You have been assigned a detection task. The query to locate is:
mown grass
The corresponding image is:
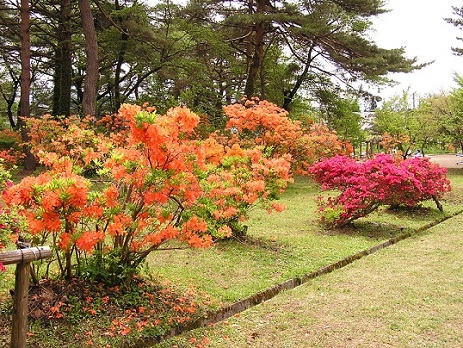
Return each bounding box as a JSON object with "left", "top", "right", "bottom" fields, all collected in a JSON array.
[
  {"left": 146, "top": 172, "right": 463, "bottom": 307},
  {"left": 159, "top": 208, "right": 463, "bottom": 347},
  {"left": 1, "top": 169, "right": 463, "bottom": 347}
]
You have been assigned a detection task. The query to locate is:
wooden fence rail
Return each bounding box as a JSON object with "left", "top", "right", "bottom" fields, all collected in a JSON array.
[{"left": 0, "top": 246, "right": 52, "bottom": 348}]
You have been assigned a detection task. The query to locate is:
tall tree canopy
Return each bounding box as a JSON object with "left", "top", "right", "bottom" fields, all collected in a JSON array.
[
  {"left": 0, "top": 0, "right": 422, "bottom": 122},
  {"left": 445, "top": 5, "right": 463, "bottom": 56},
  {"left": 182, "top": 0, "right": 422, "bottom": 111}
]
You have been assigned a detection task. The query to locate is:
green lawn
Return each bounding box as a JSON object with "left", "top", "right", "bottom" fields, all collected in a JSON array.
[
  {"left": 147, "top": 172, "right": 463, "bottom": 307},
  {"left": 1, "top": 170, "right": 463, "bottom": 347},
  {"left": 159, "top": 207, "right": 463, "bottom": 348}
]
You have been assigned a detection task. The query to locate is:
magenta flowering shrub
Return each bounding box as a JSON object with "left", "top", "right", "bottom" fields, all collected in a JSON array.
[{"left": 310, "top": 154, "right": 452, "bottom": 228}]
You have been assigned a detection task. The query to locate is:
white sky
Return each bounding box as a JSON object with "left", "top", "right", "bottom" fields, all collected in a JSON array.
[{"left": 371, "top": 0, "right": 463, "bottom": 100}]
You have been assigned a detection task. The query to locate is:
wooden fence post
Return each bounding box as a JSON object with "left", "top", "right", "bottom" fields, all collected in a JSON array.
[{"left": 0, "top": 246, "right": 52, "bottom": 348}]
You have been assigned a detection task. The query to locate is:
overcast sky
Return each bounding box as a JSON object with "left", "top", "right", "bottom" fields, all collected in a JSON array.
[{"left": 371, "top": 0, "right": 463, "bottom": 100}]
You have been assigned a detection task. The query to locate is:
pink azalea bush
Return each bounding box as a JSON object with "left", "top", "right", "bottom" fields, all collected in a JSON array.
[{"left": 310, "top": 154, "right": 452, "bottom": 228}]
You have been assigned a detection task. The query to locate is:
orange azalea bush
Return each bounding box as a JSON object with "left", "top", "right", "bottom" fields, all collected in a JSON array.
[
  {"left": 3, "top": 159, "right": 90, "bottom": 278},
  {"left": 379, "top": 132, "right": 412, "bottom": 159},
  {"left": 223, "top": 98, "right": 351, "bottom": 174},
  {"left": 0, "top": 149, "right": 20, "bottom": 168},
  {"left": 25, "top": 115, "right": 114, "bottom": 174},
  {"left": 0, "top": 129, "right": 23, "bottom": 168},
  {"left": 0, "top": 165, "right": 27, "bottom": 275},
  {"left": 5, "top": 104, "right": 292, "bottom": 282},
  {"left": 94, "top": 110, "right": 132, "bottom": 147},
  {"left": 194, "top": 138, "right": 291, "bottom": 238}
]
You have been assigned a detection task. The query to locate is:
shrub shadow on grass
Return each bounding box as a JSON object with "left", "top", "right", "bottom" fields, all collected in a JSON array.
[
  {"left": 322, "top": 221, "right": 410, "bottom": 240},
  {"left": 215, "top": 234, "right": 287, "bottom": 254},
  {"left": 385, "top": 205, "right": 434, "bottom": 218},
  {"left": 447, "top": 168, "right": 463, "bottom": 175},
  {"left": 319, "top": 205, "right": 450, "bottom": 241},
  {"left": 383, "top": 205, "right": 455, "bottom": 222}
]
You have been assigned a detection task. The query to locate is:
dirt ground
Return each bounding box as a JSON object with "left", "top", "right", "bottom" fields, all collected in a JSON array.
[{"left": 427, "top": 154, "right": 463, "bottom": 169}]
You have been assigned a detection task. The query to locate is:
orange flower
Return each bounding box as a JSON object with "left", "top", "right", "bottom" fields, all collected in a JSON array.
[
  {"left": 167, "top": 106, "right": 200, "bottom": 134},
  {"left": 271, "top": 202, "right": 286, "bottom": 213},
  {"left": 66, "top": 179, "right": 88, "bottom": 207},
  {"left": 225, "top": 143, "right": 244, "bottom": 157},
  {"left": 144, "top": 190, "right": 169, "bottom": 205},
  {"left": 83, "top": 203, "right": 104, "bottom": 218},
  {"left": 58, "top": 232, "right": 72, "bottom": 250},
  {"left": 242, "top": 192, "right": 258, "bottom": 204},
  {"left": 107, "top": 213, "right": 132, "bottom": 237},
  {"left": 217, "top": 225, "right": 232, "bottom": 238},
  {"left": 75, "top": 231, "right": 105, "bottom": 253},
  {"left": 182, "top": 216, "right": 207, "bottom": 233},
  {"left": 41, "top": 190, "right": 61, "bottom": 212},
  {"left": 222, "top": 207, "right": 239, "bottom": 218},
  {"left": 66, "top": 211, "right": 82, "bottom": 224},
  {"left": 104, "top": 186, "right": 119, "bottom": 207},
  {"left": 42, "top": 211, "right": 62, "bottom": 232},
  {"left": 159, "top": 225, "right": 179, "bottom": 239},
  {"left": 28, "top": 215, "right": 46, "bottom": 234},
  {"left": 118, "top": 326, "right": 131, "bottom": 336},
  {"left": 118, "top": 103, "right": 141, "bottom": 122},
  {"left": 245, "top": 180, "right": 265, "bottom": 193}
]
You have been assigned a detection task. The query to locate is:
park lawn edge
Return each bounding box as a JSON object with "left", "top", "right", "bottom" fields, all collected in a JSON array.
[{"left": 147, "top": 210, "right": 459, "bottom": 347}]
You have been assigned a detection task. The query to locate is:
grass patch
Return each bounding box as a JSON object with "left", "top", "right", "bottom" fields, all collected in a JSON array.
[
  {"left": 162, "top": 211, "right": 463, "bottom": 347},
  {"left": 147, "top": 174, "right": 462, "bottom": 307},
  {"left": 1, "top": 172, "right": 463, "bottom": 347}
]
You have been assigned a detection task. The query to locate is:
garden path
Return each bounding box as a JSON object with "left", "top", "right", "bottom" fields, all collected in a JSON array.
[{"left": 427, "top": 153, "right": 463, "bottom": 168}]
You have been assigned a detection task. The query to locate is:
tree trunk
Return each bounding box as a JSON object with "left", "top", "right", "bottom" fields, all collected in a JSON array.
[
  {"left": 73, "top": 68, "right": 84, "bottom": 114},
  {"left": 19, "top": 0, "right": 30, "bottom": 119},
  {"left": 114, "top": 0, "right": 128, "bottom": 112},
  {"left": 432, "top": 195, "right": 443, "bottom": 212},
  {"left": 244, "top": 0, "right": 266, "bottom": 98},
  {"left": 78, "top": 0, "right": 98, "bottom": 117},
  {"left": 0, "top": 56, "right": 21, "bottom": 129},
  {"left": 52, "top": 0, "right": 73, "bottom": 117},
  {"left": 19, "top": 0, "right": 35, "bottom": 171},
  {"left": 0, "top": 79, "right": 19, "bottom": 129},
  {"left": 282, "top": 47, "right": 315, "bottom": 111},
  {"left": 114, "top": 32, "right": 128, "bottom": 112},
  {"left": 7, "top": 98, "right": 17, "bottom": 129}
]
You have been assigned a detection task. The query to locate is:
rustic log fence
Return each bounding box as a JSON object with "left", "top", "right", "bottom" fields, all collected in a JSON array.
[{"left": 0, "top": 246, "right": 52, "bottom": 348}]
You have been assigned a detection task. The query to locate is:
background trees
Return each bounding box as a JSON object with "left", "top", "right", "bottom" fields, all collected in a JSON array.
[
  {"left": 445, "top": 5, "right": 463, "bottom": 56},
  {"left": 373, "top": 91, "right": 454, "bottom": 156},
  {"left": 448, "top": 75, "right": 463, "bottom": 153},
  {"left": 413, "top": 93, "right": 451, "bottom": 152},
  {"left": 182, "top": 0, "right": 421, "bottom": 112},
  {"left": 373, "top": 91, "right": 416, "bottom": 156},
  {"left": 8, "top": 0, "right": 463, "bottom": 167},
  {"left": 0, "top": 0, "right": 420, "bottom": 126}
]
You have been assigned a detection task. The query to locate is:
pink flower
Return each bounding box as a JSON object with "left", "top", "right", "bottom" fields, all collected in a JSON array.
[{"left": 310, "top": 154, "right": 451, "bottom": 227}]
